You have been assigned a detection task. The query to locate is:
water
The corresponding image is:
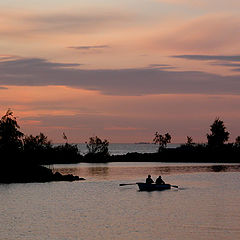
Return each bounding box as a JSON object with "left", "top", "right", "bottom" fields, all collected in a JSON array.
[
  {"left": 76, "top": 143, "right": 179, "bottom": 155},
  {"left": 1, "top": 162, "right": 240, "bottom": 240}
]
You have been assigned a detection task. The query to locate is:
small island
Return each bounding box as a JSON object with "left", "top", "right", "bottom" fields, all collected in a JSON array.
[{"left": 1, "top": 109, "right": 240, "bottom": 183}]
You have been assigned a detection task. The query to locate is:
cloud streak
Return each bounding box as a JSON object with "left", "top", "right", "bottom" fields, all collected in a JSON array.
[
  {"left": 2, "top": 12, "right": 134, "bottom": 36},
  {"left": 147, "top": 64, "right": 175, "bottom": 70},
  {"left": 0, "top": 57, "right": 240, "bottom": 96},
  {"left": 173, "top": 55, "right": 240, "bottom": 62},
  {"left": 0, "top": 10, "right": 135, "bottom": 42},
  {"left": 68, "top": 45, "right": 110, "bottom": 50},
  {"left": 173, "top": 54, "right": 240, "bottom": 72}
]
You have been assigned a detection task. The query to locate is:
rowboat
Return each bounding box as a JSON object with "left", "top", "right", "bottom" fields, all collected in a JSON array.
[{"left": 136, "top": 182, "right": 171, "bottom": 191}]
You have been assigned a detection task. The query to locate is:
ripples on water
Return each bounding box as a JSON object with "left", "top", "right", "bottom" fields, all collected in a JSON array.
[
  {"left": 53, "top": 162, "right": 240, "bottom": 181},
  {"left": 1, "top": 162, "right": 240, "bottom": 240}
]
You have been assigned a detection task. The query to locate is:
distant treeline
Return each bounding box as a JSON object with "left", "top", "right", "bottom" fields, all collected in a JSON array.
[{"left": 1, "top": 109, "right": 240, "bottom": 166}]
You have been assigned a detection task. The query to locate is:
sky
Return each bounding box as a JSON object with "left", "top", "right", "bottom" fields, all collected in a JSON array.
[{"left": 1, "top": 0, "right": 240, "bottom": 143}]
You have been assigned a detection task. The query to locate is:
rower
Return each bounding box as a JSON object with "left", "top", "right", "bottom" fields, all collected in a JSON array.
[
  {"left": 146, "top": 175, "right": 154, "bottom": 184},
  {"left": 155, "top": 175, "right": 165, "bottom": 185}
]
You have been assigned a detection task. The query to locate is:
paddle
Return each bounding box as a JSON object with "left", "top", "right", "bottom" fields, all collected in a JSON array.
[
  {"left": 119, "top": 183, "right": 179, "bottom": 188},
  {"left": 119, "top": 183, "right": 136, "bottom": 186}
]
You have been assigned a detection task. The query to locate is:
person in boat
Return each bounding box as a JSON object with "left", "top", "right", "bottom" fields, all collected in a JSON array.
[
  {"left": 146, "top": 175, "right": 154, "bottom": 184},
  {"left": 155, "top": 175, "right": 165, "bottom": 185}
]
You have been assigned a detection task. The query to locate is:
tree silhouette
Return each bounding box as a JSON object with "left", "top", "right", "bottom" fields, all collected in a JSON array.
[
  {"left": 153, "top": 132, "right": 171, "bottom": 152},
  {"left": 63, "top": 132, "right": 68, "bottom": 143},
  {"left": 86, "top": 136, "right": 109, "bottom": 155},
  {"left": 0, "top": 109, "right": 24, "bottom": 151},
  {"left": 23, "top": 133, "right": 52, "bottom": 152},
  {"left": 207, "top": 117, "right": 229, "bottom": 148},
  {"left": 186, "top": 136, "right": 194, "bottom": 146},
  {"left": 235, "top": 136, "right": 240, "bottom": 147}
]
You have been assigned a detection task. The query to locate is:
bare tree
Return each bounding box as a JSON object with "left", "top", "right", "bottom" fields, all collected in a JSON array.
[
  {"left": 153, "top": 132, "right": 171, "bottom": 152},
  {"left": 86, "top": 136, "right": 109, "bottom": 155}
]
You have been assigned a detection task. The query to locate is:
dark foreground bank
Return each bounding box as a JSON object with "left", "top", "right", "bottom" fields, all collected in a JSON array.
[{"left": 0, "top": 163, "right": 85, "bottom": 184}]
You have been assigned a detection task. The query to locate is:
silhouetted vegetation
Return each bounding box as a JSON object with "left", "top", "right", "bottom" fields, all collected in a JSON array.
[
  {"left": 186, "top": 136, "right": 194, "bottom": 146},
  {"left": 0, "top": 109, "right": 24, "bottom": 153},
  {"left": 84, "top": 136, "right": 110, "bottom": 162},
  {"left": 235, "top": 136, "right": 240, "bottom": 147},
  {"left": 207, "top": 117, "right": 230, "bottom": 148},
  {"left": 0, "top": 110, "right": 84, "bottom": 183},
  {"left": 1, "top": 109, "right": 240, "bottom": 181},
  {"left": 153, "top": 132, "right": 171, "bottom": 152},
  {"left": 21, "top": 132, "right": 83, "bottom": 165},
  {"left": 110, "top": 118, "right": 240, "bottom": 163}
]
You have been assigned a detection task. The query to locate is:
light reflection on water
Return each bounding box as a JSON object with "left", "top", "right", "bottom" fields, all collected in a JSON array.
[
  {"left": 1, "top": 163, "right": 240, "bottom": 240},
  {"left": 53, "top": 163, "right": 240, "bottom": 181}
]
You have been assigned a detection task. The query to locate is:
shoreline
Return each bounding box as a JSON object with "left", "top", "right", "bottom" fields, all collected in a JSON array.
[{"left": 1, "top": 147, "right": 240, "bottom": 183}]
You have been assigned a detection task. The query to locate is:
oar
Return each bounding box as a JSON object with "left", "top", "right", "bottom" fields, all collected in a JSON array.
[
  {"left": 119, "top": 183, "right": 179, "bottom": 188},
  {"left": 119, "top": 183, "right": 136, "bottom": 186}
]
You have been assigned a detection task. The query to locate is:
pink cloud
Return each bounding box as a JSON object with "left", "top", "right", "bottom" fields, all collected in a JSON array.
[
  {"left": 155, "top": 0, "right": 240, "bottom": 8},
  {"left": 155, "top": 14, "right": 240, "bottom": 52}
]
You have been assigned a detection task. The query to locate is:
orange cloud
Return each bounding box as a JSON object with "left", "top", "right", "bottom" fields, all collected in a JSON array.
[{"left": 1, "top": 85, "right": 240, "bottom": 143}]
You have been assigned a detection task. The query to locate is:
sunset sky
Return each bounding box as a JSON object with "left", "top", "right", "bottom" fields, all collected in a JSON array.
[{"left": 1, "top": 0, "right": 240, "bottom": 143}]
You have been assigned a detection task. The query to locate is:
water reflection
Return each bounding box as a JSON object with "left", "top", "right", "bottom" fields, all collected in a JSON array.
[
  {"left": 211, "top": 165, "right": 227, "bottom": 172},
  {"left": 1, "top": 169, "right": 240, "bottom": 240},
  {"left": 53, "top": 167, "right": 79, "bottom": 176},
  {"left": 152, "top": 165, "right": 239, "bottom": 175},
  {"left": 53, "top": 164, "right": 240, "bottom": 181},
  {"left": 88, "top": 167, "right": 109, "bottom": 177}
]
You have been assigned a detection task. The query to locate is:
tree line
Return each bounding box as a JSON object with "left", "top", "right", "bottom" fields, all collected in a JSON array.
[
  {"left": 153, "top": 117, "right": 240, "bottom": 152},
  {"left": 1, "top": 109, "right": 240, "bottom": 164},
  {"left": 0, "top": 109, "right": 110, "bottom": 164}
]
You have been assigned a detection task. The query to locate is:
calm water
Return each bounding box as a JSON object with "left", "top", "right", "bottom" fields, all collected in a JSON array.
[
  {"left": 1, "top": 162, "right": 240, "bottom": 240},
  {"left": 76, "top": 143, "right": 179, "bottom": 155}
]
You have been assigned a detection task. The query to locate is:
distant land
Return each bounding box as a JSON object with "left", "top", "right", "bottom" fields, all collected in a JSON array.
[{"left": 1, "top": 111, "right": 240, "bottom": 183}]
